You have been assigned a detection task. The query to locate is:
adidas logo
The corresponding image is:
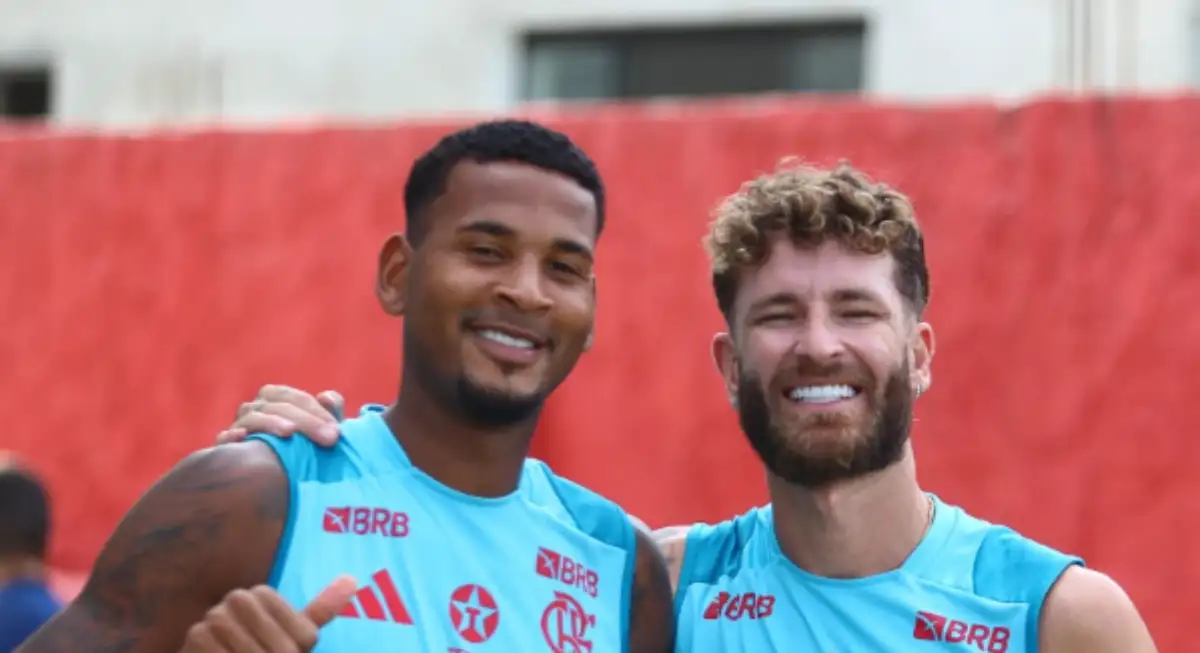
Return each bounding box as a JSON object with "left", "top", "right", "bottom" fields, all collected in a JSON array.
[{"left": 338, "top": 569, "right": 414, "bottom": 624}]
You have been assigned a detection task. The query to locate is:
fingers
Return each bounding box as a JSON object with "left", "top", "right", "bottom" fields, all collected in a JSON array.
[
  {"left": 235, "top": 404, "right": 332, "bottom": 437},
  {"left": 215, "top": 427, "right": 249, "bottom": 445},
  {"left": 204, "top": 600, "right": 267, "bottom": 653},
  {"left": 257, "top": 385, "right": 338, "bottom": 421},
  {"left": 302, "top": 575, "right": 357, "bottom": 628},
  {"left": 184, "top": 585, "right": 332, "bottom": 653},
  {"left": 244, "top": 586, "right": 319, "bottom": 652},
  {"left": 181, "top": 622, "right": 229, "bottom": 653},
  {"left": 316, "top": 391, "right": 345, "bottom": 421},
  {"left": 218, "top": 385, "right": 343, "bottom": 448}
]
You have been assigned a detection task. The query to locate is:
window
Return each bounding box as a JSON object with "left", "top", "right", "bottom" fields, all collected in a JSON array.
[
  {"left": 0, "top": 63, "right": 52, "bottom": 121},
  {"left": 521, "top": 21, "right": 865, "bottom": 102}
]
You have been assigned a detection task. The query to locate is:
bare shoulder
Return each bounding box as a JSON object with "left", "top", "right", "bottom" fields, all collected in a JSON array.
[
  {"left": 628, "top": 528, "right": 676, "bottom": 653},
  {"left": 18, "top": 441, "right": 289, "bottom": 653},
  {"left": 1039, "top": 566, "right": 1157, "bottom": 653},
  {"left": 652, "top": 526, "right": 690, "bottom": 591},
  {"left": 627, "top": 516, "right": 690, "bottom": 592}
]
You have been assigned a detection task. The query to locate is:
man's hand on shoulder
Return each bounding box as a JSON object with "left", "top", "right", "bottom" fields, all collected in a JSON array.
[
  {"left": 215, "top": 385, "right": 346, "bottom": 447},
  {"left": 17, "top": 442, "right": 290, "bottom": 653},
  {"left": 628, "top": 529, "right": 676, "bottom": 653},
  {"left": 1040, "top": 566, "right": 1156, "bottom": 653}
]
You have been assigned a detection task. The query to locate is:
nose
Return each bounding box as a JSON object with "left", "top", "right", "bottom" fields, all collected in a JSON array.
[
  {"left": 495, "top": 255, "right": 553, "bottom": 312},
  {"left": 792, "top": 315, "right": 847, "bottom": 364}
]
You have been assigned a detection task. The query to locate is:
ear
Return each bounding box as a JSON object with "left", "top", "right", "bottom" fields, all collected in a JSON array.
[
  {"left": 583, "top": 276, "right": 597, "bottom": 352},
  {"left": 712, "top": 331, "right": 740, "bottom": 405},
  {"left": 376, "top": 233, "right": 412, "bottom": 317},
  {"left": 910, "top": 321, "right": 936, "bottom": 396}
]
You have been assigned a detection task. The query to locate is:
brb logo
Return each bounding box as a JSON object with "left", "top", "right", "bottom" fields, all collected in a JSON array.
[
  {"left": 323, "top": 506, "right": 409, "bottom": 538},
  {"left": 541, "top": 591, "right": 595, "bottom": 653},
  {"left": 536, "top": 547, "right": 599, "bottom": 598},
  {"left": 702, "top": 591, "right": 775, "bottom": 621},
  {"left": 913, "top": 611, "right": 1011, "bottom": 652}
]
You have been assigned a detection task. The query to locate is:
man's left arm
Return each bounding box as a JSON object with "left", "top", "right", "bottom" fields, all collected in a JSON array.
[
  {"left": 628, "top": 529, "right": 676, "bottom": 653},
  {"left": 1040, "top": 566, "right": 1156, "bottom": 653}
]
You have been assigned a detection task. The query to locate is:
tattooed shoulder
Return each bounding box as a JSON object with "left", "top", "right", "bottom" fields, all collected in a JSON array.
[
  {"left": 17, "top": 441, "right": 289, "bottom": 653},
  {"left": 628, "top": 529, "right": 676, "bottom": 653}
]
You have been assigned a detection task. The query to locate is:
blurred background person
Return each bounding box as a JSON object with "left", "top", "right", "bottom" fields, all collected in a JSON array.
[{"left": 0, "top": 459, "right": 60, "bottom": 653}]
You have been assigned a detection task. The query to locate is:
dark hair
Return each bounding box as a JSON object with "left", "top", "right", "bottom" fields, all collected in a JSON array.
[
  {"left": 706, "top": 159, "right": 929, "bottom": 322},
  {"left": 0, "top": 466, "right": 50, "bottom": 558},
  {"left": 403, "top": 120, "right": 606, "bottom": 244}
]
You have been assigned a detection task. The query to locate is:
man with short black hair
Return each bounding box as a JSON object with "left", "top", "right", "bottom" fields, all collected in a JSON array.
[{"left": 18, "top": 120, "right": 673, "bottom": 653}]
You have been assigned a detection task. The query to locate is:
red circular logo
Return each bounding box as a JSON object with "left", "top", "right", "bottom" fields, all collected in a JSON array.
[{"left": 449, "top": 584, "right": 500, "bottom": 643}]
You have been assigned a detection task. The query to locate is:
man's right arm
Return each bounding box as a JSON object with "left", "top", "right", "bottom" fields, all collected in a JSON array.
[{"left": 18, "top": 442, "right": 288, "bottom": 653}]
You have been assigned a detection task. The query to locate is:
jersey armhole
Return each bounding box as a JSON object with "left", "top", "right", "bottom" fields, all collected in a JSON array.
[
  {"left": 973, "top": 528, "right": 1084, "bottom": 653},
  {"left": 673, "top": 516, "right": 747, "bottom": 619},
  {"left": 246, "top": 434, "right": 302, "bottom": 589},
  {"left": 543, "top": 472, "right": 637, "bottom": 653}
]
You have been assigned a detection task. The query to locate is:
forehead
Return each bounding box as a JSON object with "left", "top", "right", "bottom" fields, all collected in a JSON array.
[
  {"left": 734, "top": 238, "right": 901, "bottom": 312},
  {"left": 428, "top": 160, "right": 598, "bottom": 242}
]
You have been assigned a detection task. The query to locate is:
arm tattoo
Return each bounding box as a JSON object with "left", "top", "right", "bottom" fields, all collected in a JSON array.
[
  {"left": 17, "top": 442, "right": 288, "bottom": 653},
  {"left": 628, "top": 530, "right": 676, "bottom": 653}
]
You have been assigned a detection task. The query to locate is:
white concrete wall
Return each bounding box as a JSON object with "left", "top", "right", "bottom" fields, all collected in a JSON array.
[{"left": 1, "top": 0, "right": 1197, "bottom": 128}]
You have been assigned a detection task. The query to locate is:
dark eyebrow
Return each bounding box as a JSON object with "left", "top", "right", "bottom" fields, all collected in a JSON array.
[
  {"left": 830, "top": 288, "right": 885, "bottom": 304},
  {"left": 457, "top": 220, "right": 594, "bottom": 262},
  {"left": 552, "top": 238, "right": 594, "bottom": 262},
  {"left": 457, "top": 220, "right": 515, "bottom": 238},
  {"left": 747, "top": 292, "right": 797, "bottom": 314}
]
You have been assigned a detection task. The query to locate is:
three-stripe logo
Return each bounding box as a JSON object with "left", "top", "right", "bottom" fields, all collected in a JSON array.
[{"left": 337, "top": 569, "right": 414, "bottom": 624}]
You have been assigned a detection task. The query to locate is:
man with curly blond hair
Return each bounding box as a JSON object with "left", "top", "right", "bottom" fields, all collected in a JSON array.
[{"left": 216, "top": 159, "right": 1154, "bottom": 652}]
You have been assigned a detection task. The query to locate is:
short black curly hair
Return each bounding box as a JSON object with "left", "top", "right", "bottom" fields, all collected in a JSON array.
[
  {"left": 0, "top": 466, "right": 50, "bottom": 558},
  {"left": 403, "top": 120, "right": 606, "bottom": 244}
]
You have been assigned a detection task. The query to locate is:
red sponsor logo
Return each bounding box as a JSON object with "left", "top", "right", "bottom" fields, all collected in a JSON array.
[
  {"left": 701, "top": 591, "right": 775, "bottom": 621},
  {"left": 337, "top": 570, "right": 414, "bottom": 624},
  {"left": 536, "top": 547, "right": 599, "bottom": 598},
  {"left": 541, "top": 591, "right": 595, "bottom": 653},
  {"left": 323, "top": 506, "right": 410, "bottom": 537},
  {"left": 449, "top": 584, "right": 500, "bottom": 644},
  {"left": 913, "top": 611, "right": 1011, "bottom": 652}
]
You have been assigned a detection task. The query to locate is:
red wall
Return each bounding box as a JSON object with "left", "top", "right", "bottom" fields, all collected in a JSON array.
[{"left": 2, "top": 97, "right": 1196, "bottom": 650}]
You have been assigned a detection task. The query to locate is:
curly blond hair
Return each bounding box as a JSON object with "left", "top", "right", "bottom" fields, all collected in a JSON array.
[{"left": 705, "top": 159, "right": 929, "bottom": 321}]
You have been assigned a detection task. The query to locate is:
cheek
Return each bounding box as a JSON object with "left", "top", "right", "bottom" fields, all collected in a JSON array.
[
  {"left": 849, "top": 330, "right": 905, "bottom": 376},
  {"left": 551, "top": 292, "right": 594, "bottom": 349},
  {"left": 409, "top": 264, "right": 479, "bottom": 340},
  {"left": 739, "top": 330, "right": 794, "bottom": 377}
]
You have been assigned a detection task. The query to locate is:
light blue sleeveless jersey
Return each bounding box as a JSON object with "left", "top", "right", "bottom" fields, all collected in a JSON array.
[
  {"left": 675, "top": 497, "right": 1081, "bottom": 653},
  {"left": 249, "top": 405, "right": 637, "bottom": 653}
]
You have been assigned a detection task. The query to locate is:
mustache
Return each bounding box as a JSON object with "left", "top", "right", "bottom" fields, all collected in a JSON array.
[{"left": 774, "top": 355, "right": 874, "bottom": 388}]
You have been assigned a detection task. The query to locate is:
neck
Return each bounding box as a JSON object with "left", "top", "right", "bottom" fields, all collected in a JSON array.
[
  {"left": 0, "top": 556, "right": 44, "bottom": 585},
  {"left": 387, "top": 370, "right": 537, "bottom": 498},
  {"left": 769, "top": 443, "right": 930, "bottom": 578}
]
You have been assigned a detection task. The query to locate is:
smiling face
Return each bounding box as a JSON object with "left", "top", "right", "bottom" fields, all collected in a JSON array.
[
  {"left": 706, "top": 161, "right": 933, "bottom": 488},
  {"left": 378, "top": 160, "right": 599, "bottom": 427},
  {"left": 714, "top": 238, "right": 930, "bottom": 487}
]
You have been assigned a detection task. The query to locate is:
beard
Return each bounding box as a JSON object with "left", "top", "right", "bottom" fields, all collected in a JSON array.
[
  {"left": 453, "top": 375, "right": 545, "bottom": 428},
  {"left": 735, "top": 357, "right": 914, "bottom": 489},
  {"left": 405, "top": 327, "right": 547, "bottom": 429}
]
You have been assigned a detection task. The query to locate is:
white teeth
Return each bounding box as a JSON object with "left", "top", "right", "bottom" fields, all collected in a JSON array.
[
  {"left": 789, "top": 384, "right": 857, "bottom": 403},
  {"left": 478, "top": 329, "right": 536, "bottom": 350}
]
